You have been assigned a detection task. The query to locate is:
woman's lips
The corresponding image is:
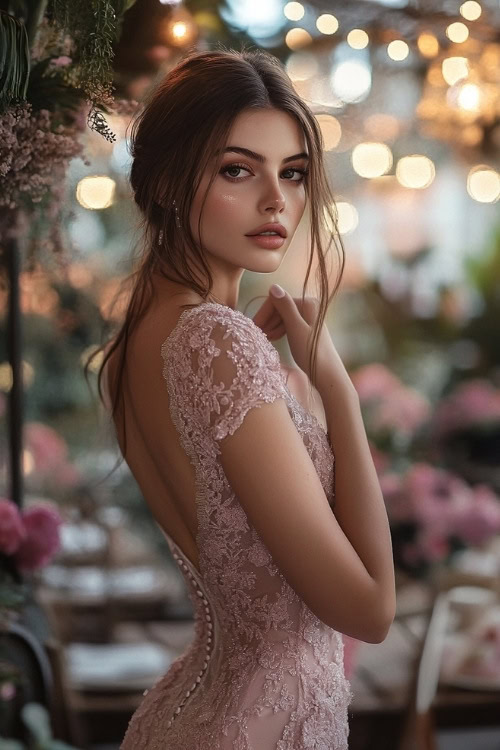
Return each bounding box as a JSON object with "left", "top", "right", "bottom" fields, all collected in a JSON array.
[{"left": 245, "top": 234, "right": 285, "bottom": 249}]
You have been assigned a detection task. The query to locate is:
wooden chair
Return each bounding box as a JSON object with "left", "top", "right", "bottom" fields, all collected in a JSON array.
[{"left": 397, "top": 584, "right": 500, "bottom": 750}]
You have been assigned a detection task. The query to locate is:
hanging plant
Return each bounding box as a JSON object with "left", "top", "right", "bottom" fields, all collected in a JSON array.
[{"left": 0, "top": 0, "right": 138, "bottom": 263}]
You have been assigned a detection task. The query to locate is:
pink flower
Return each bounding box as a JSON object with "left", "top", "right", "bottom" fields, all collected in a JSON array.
[
  {"left": 0, "top": 498, "right": 26, "bottom": 555},
  {"left": 50, "top": 56, "right": 72, "bottom": 66},
  {"left": 351, "top": 363, "right": 401, "bottom": 403},
  {"left": 371, "top": 386, "right": 431, "bottom": 437},
  {"left": 405, "top": 464, "right": 471, "bottom": 534},
  {"left": 14, "top": 505, "right": 63, "bottom": 572},
  {"left": 451, "top": 484, "right": 500, "bottom": 546},
  {"left": 433, "top": 379, "right": 500, "bottom": 437},
  {"left": 25, "top": 422, "right": 68, "bottom": 472},
  {"left": 416, "top": 530, "right": 450, "bottom": 563}
]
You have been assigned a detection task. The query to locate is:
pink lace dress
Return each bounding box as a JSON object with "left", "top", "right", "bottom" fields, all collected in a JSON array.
[{"left": 120, "top": 302, "right": 353, "bottom": 750}]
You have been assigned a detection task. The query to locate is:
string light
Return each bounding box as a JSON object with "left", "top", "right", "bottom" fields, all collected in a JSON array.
[
  {"left": 76, "top": 176, "right": 116, "bottom": 209},
  {"left": 460, "top": 1, "right": 482, "bottom": 21},
  {"left": 396, "top": 155, "right": 435, "bottom": 189},
  {"left": 351, "top": 142, "right": 393, "bottom": 178},
  {"left": 284, "top": 2, "right": 305, "bottom": 21},
  {"left": 442, "top": 57, "right": 469, "bottom": 86},
  {"left": 446, "top": 22, "right": 469, "bottom": 43},
  {"left": 315, "top": 114, "right": 342, "bottom": 150},
  {"left": 387, "top": 40, "right": 409, "bottom": 61},
  {"left": 467, "top": 166, "right": 500, "bottom": 203},
  {"left": 285, "top": 28, "right": 311, "bottom": 49},
  {"left": 417, "top": 32, "right": 439, "bottom": 58},
  {"left": 316, "top": 14, "right": 339, "bottom": 34},
  {"left": 347, "top": 29, "right": 369, "bottom": 49}
]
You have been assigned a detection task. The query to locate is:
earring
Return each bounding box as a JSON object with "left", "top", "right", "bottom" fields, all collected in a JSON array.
[{"left": 173, "top": 199, "right": 182, "bottom": 229}]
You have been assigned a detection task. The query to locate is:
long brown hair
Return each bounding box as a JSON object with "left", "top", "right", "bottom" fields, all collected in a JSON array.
[{"left": 85, "top": 44, "right": 345, "bottom": 469}]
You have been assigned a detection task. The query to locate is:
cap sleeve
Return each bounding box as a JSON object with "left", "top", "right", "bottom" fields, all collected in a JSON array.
[{"left": 161, "top": 304, "right": 287, "bottom": 444}]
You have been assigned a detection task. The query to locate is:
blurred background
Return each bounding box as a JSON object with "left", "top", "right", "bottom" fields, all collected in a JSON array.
[{"left": 0, "top": 0, "right": 500, "bottom": 748}]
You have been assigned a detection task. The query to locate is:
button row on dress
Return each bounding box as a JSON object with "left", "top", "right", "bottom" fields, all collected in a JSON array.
[{"left": 165, "top": 551, "right": 213, "bottom": 730}]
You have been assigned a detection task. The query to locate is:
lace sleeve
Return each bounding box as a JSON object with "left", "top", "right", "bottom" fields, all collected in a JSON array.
[{"left": 162, "top": 305, "right": 287, "bottom": 444}]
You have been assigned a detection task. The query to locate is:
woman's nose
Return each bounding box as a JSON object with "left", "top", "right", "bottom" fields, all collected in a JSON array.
[{"left": 261, "top": 192, "right": 285, "bottom": 214}]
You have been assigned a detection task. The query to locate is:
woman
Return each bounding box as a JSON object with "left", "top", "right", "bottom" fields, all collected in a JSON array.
[{"left": 89, "top": 46, "right": 395, "bottom": 749}]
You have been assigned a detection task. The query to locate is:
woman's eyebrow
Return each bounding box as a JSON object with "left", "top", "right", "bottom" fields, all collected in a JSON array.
[{"left": 220, "top": 146, "right": 309, "bottom": 164}]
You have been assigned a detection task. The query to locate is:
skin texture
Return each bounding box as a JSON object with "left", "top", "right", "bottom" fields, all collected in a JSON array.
[{"left": 154, "top": 107, "right": 309, "bottom": 312}]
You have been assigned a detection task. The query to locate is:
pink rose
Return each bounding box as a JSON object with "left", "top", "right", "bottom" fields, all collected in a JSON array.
[
  {"left": 0, "top": 498, "right": 26, "bottom": 555},
  {"left": 351, "top": 363, "right": 401, "bottom": 403},
  {"left": 14, "top": 505, "right": 63, "bottom": 572},
  {"left": 451, "top": 484, "right": 500, "bottom": 546}
]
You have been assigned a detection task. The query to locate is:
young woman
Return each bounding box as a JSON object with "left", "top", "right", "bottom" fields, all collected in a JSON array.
[{"left": 89, "top": 46, "right": 395, "bottom": 750}]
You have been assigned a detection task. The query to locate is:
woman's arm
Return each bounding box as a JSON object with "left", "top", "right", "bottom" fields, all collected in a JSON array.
[{"left": 318, "top": 373, "right": 396, "bottom": 636}]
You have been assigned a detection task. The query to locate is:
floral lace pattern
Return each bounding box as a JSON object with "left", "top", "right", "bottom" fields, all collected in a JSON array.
[{"left": 120, "top": 303, "right": 352, "bottom": 750}]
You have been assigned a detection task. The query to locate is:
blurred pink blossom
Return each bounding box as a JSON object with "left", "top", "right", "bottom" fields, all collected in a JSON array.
[
  {"left": 14, "top": 504, "right": 63, "bottom": 572},
  {"left": 371, "top": 386, "right": 431, "bottom": 436},
  {"left": 25, "top": 422, "right": 68, "bottom": 472},
  {"left": 405, "top": 464, "right": 471, "bottom": 535},
  {"left": 382, "top": 461, "right": 500, "bottom": 570},
  {"left": 0, "top": 498, "right": 26, "bottom": 555},
  {"left": 50, "top": 56, "right": 72, "bottom": 66},
  {"left": 351, "top": 363, "right": 401, "bottom": 403},
  {"left": 451, "top": 484, "right": 500, "bottom": 546},
  {"left": 415, "top": 530, "right": 451, "bottom": 563},
  {"left": 433, "top": 379, "right": 500, "bottom": 437}
]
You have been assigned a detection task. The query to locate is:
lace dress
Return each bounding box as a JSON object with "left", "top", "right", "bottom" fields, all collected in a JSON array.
[{"left": 120, "top": 302, "right": 353, "bottom": 750}]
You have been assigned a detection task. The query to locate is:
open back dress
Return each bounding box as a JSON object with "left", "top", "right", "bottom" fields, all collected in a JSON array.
[{"left": 120, "top": 302, "right": 353, "bottom": 750}]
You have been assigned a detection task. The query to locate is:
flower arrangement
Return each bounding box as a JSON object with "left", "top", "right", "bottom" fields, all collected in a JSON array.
[
  {"left": 352, "top": 363, "right": 500, "bottom": 578},
  {"left": 0, "top": 2, "right": 138, "bottom": 263},
  {"left": 0, "top": 498, "right": 62, "bottom": 617},
  {"left": 380, "top": 463, "right": 500, "bottom": 578}
]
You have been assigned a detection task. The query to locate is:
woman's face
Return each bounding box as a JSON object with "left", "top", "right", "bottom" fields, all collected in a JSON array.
[{"left": 189, "top": 108, "right": 309, "bottom": 280}]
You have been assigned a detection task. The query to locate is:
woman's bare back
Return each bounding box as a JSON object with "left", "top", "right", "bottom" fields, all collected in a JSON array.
[{"left": 104, "top": 292, "right": 325, "bottom": 575}]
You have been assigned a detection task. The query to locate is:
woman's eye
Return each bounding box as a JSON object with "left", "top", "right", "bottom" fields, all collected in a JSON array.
[
  {"left": 221, "top": 164, "right": 251, "bottom": 179},
  {"left": 283, "top": 167, "right": 308, "bottom": 182},
  {"left": 220, "top": 164, "right": 308, "bottom": 182}
]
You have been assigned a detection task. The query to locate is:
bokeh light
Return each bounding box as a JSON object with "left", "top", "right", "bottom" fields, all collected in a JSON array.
[
  {"left": 347, "top": 29, "right": 369, "bottom": 49},
  {"left": 396, "top": 155, "right": 435, "bottom": 189},
  {"left": 284, "top": 2, "right": 304, "bottom": 21},
  {"left": 285, "top": 27, "right": 312, "bottom": 49},
  {"left": 316, "top": 14, "right": 339, "bottom": 35},
  {"left": 446, "top": 22, "right": 469, "bottom": 43},
  {"left": 387, "top": 40, "right": 409, "bottom": 61},
  {"left": 460, "top": 1, "right": 482, "bottom": 21},
  {"left": 330, "top": 60, "right": 372, "bottom": 103},
  {"left": 76, "top": 176, "right": 116, "bottom": 210},
  {"left": 315, "top": 114, "right": 342, "bottom": 150},
  {"left": 467, "top": 166, "right": 500, "bottom": 203},
  {"left": 351, "top": 142, "right": 393, "bottom": 178}
]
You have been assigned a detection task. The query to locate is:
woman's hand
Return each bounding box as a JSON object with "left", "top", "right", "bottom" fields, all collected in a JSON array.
[{"left": 252, "top": 285, "right": 351, "bottom": 392}]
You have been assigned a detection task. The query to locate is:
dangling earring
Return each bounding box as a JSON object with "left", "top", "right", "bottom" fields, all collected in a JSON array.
[
  {"left": 173, "top": 199, "right": 182, "bottom": 229},
  {"left": 158, "top": 229, "right": 164, "bottom": 245}
]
